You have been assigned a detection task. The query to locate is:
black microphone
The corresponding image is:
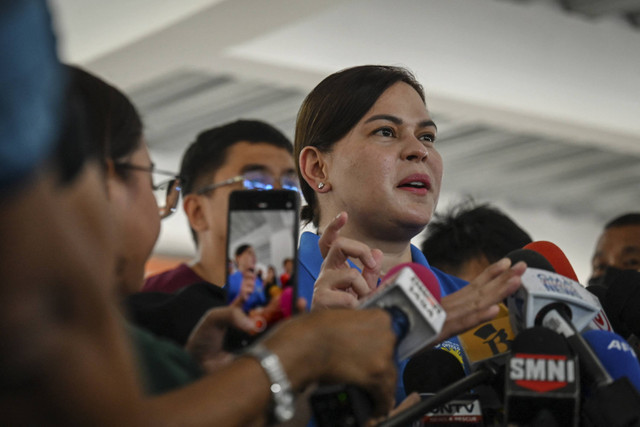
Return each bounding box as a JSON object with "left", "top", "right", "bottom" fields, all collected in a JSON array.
[
  {"left": 379, "top": 354, "right": 504, "bottom": 427},
  {"left": 504, "top": 326, "right": 580, "bottom": 426},
  {"left": 403, "top": 349, "right": 484, "bottom": 425}
]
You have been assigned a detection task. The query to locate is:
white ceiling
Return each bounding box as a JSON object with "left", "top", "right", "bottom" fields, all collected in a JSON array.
[{"left": 50, "top": 0, "right": 640, "bottom": 282}]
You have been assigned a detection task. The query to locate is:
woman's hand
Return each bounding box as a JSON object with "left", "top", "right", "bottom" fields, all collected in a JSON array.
[
  {"left": 438, "top": 258, "right": 526, "bottom": 341},
  {"left": 312, "top": 212, "right": 383, "bottom": 310}
]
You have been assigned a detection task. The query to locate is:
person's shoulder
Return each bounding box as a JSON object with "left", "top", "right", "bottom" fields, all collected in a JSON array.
[
  {"left": 143, "top": 263, "right": 202, "bottom": 293},
  {"left": 432, "top": 267, "right": 468, "bottom": 296}
]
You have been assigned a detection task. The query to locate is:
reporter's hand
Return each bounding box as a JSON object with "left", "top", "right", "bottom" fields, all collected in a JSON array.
[
  {"left": 262, "top": 308, "right": 398, "bottom": 417},
  {"left": 313, "top": 212, "right": 383, "bottom": 310},
  {"left": 185, "top": 306, "right": 257, "bottom": 373},
  {"left": 229, "top": 271, "right": 256, "bottom": 309},
  {"left": 438, "top": 258, "right": 526, "bottom": 341}
]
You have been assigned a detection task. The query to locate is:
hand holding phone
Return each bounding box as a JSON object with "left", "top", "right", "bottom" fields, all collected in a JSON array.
[{"left": 224, "top": 189, "right": 300, "bottom": 351}]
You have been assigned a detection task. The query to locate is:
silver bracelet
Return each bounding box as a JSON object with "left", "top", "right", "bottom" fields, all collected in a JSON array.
[{"left": 244, "top": 343, "right": 295, "bottom": 423}]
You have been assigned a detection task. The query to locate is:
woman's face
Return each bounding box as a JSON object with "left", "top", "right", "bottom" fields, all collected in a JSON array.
[
  {"left": 322, "top": 82, "right": 442, "bottom": 241},
  {"left": 111, "top": 143, "right": 161, "bottom": 293},
  {"left": 236, "top": 246, "right": 257, "bottom": 273}
]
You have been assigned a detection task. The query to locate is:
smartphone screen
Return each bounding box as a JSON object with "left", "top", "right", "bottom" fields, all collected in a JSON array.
[{"left": 224, "top": 189, "right": 299, "bottom": 350}]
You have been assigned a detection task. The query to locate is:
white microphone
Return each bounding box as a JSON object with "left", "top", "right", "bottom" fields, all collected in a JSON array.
[
  {"left": 507, "top": 266, "right": 602, "bottom": 336},
  {"left": 360, "top": 263, "right": 446, "bottom": 360}
]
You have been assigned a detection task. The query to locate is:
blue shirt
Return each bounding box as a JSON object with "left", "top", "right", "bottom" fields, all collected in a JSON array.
[
  {"left": 297, "top": 231, "right": 470, "bottom": 403},
  {"left": 225, "top": 271, "right": 266, "bottom": 312}
]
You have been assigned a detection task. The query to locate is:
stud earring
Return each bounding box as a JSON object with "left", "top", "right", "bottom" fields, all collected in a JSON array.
[{"left": 317, "top": 182, "right": 325, "bottom": 190}]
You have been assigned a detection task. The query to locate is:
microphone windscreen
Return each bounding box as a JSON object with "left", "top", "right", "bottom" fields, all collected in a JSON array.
[
  {"left": 382, "top": 262, "right": 441, "bottom": 301},
  {"left": 505, "top": 248, "right": 555, "bottom": 273},
  {"left": 583, "top": 329, "right": 640, "bottom": 392},
  {"left": 403, "top": 348, "right": 465, "bottom": 394},
  {"left": 524, "top": 241, "right": 579, "bottom": 282},
  {"left": 512, "top": 325, "right": 572, "bottom": 355}
]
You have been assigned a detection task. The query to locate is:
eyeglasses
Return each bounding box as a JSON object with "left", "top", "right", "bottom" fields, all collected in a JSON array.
[
  {"left": 195, "top": 170, "right": 301, "bottom": 195},
  {"left": 114, "top": 162, "right": 182, "bottom": 219}
]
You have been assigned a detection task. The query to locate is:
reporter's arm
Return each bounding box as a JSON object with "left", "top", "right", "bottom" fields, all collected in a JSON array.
[{"left": 145, "top": 308, "right": 398, "bottom": 425}]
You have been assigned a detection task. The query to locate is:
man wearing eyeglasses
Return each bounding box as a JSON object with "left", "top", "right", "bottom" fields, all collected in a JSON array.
[{"left": 142, "top": 120, "right": 298, "bottom": 306}]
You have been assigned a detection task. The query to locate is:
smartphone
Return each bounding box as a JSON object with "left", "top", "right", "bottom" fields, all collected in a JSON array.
[{"left": 223, "top": 189, "right": 300, "bottom": 351}]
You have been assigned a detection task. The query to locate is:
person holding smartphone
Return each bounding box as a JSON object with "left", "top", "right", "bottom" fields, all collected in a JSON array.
[{"left": 142, "top": 119, "right": 299, "bottom": 297}]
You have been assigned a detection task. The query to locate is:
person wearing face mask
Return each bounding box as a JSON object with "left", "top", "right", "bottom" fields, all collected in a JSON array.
[
  {"left": 294, "top": 65, "right": 526, "bottom": 403},
  {"left": 589, "top": 212, "right": 640, "bottom": 286}
]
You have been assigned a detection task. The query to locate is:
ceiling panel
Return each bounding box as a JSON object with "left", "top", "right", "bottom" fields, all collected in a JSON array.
[{"left": 130, "top": 69, "right": 640, "bottom": 223}]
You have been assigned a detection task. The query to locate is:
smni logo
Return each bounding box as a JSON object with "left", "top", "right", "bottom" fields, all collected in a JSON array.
[{"left": 509, "top": 353, "right": 576, "bottom": 392}]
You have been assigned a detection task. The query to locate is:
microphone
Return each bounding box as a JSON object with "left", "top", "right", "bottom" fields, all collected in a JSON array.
[
  {"left": 311, "top": 263, "right": 445, "bottom": 427},
  {"left": 582, "top": 330, "right": 640, "bottom": 392},
  {"left": 458, "top": 303, "right": 514, "bottom": 366},
  {"left": 509, "top": 245, "right": 640, "bottom": 426},
  {"left": 379, "top": 352, "right": 505, "bottom": 427},
  {"left": 505, "top": 326, "right": 580, "bottom": 426},
  {"left": 404, "top": 349, "right": 484, "bottom": 425},
  {"left": 579, "top": 329, "right": 640, "bottom": 427},
  {"left": 360, "top": 263, "right": 446, "bottom": 360},
  {"left": 504, "top": 249, "right": 601, "bottom": 335},
  {"left": 526, "top": 240, "right": 614, "bottom": 333},
  {"left": 524, "top": 240, "right": 579, "bottom": 282}
]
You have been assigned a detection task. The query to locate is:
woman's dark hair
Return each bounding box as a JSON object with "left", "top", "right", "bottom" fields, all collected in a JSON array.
[
  {"left": 65, "top": 65, "right": 143, "bottom": 174},
  {"left": 234, "top": 243, "right": 252, "bottom": 257},
  {"left": 294, "top": 65, "right": 425, "bottom": 227}
]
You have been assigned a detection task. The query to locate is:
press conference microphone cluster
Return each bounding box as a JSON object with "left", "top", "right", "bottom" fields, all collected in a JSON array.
[
  {"left": 310, "top": 263, "right": 446, "bottom": 427},
  {"left": 506, "top": 243, "right": 640, "bottom": 426}
]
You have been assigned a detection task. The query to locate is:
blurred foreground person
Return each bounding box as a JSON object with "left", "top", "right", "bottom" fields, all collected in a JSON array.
[{"left": 0, "top": 3, "right": 405, "bottom": 425}]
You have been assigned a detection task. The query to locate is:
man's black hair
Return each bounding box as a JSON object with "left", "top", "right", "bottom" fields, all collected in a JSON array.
[
  {"left": 180, "top": 119, "right": 292, "bottom": 197},
  {"left": 604, "top": 213, "right": 640, "bottom": 229},
  {"left": 421, "top": 199, "right": 532, "bottom": 276},
  {"left": 180, "top": 119, "right": 292, "bottom": 244}
]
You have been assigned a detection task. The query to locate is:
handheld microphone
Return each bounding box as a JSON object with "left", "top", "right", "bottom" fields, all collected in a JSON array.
[
  {"left": 311, "top": 263, "right": 445, "bottom": 427},
  {"left": 505, "top": 326, "right": 580, "bottom": 426},
  {"left": 458, "top": 303, "right": 514, "bottom": 366},
  {"left": 505, "top": 249, "right": 601, "bottom": 335},
  {"left": 579, "top": 329, "right": 640, "bottom": 427},
  {"left": 380, "top": 353, "right": 504, "bottom": 427},
  {"left": 404, "top": 349, "right": 484, "bottom": 425},
  {"left": 582, "top": 329, "right": 640, "bottom": 392},
  {"left": 524, "top": 241, "right": 579, "bottom": 282},
  {"left": 360, "top": 263, "right": 446, "bottom": 360},
  {"left": 526, "top": 240, "right": 614, "bottom": 333}
]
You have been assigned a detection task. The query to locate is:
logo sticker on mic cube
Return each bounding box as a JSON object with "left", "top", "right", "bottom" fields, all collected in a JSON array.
[
  {"left": 418, "top": 394, "right": 483, "bottom": 425},
  {"left": 361, "top": 266, "right": 446, "bottom": 360},
  {"left": 507, "top": 268, "right": 602, "bottom": 334}
]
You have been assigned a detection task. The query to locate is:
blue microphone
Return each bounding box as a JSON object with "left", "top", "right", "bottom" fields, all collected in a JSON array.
[{"left": 582, "top": 329, "right": 640, "bottom": 392}]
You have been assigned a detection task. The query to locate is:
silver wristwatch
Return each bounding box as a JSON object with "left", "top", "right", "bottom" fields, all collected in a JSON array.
[{"left": 245, "top": 343, "right": 295, "bottom": 422}]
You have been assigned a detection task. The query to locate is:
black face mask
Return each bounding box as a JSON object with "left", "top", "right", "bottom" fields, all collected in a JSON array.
[{"left": 587, "top": 266, "right": 627, "bottom": 288}]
